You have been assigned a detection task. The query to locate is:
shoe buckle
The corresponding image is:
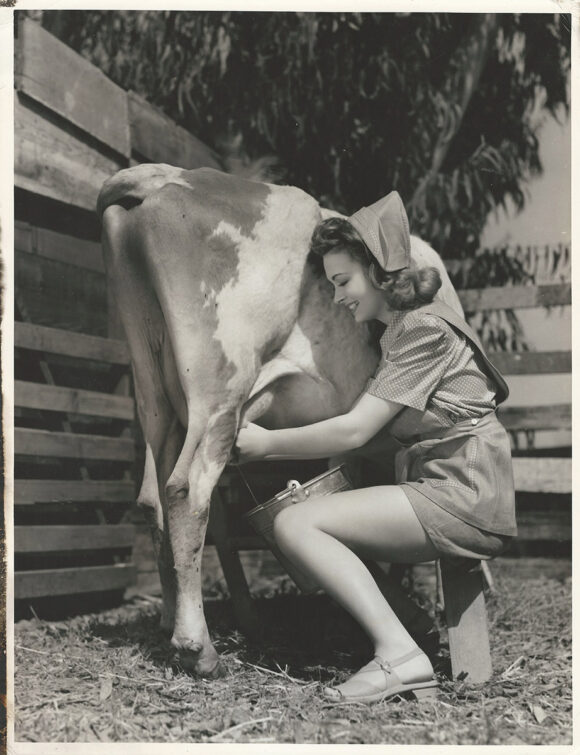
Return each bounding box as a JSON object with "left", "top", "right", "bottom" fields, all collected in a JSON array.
[{"left": 375, "top": 658, "right": 392, "bottom": 674}]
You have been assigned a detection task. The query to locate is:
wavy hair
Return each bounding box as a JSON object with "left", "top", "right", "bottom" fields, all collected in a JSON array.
[{"left": 310, "top": 217, "right": 441, "bottom": 311}]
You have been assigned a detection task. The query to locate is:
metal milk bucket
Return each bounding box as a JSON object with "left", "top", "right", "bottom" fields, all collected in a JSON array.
[{"left": 244, "top": 464, "right": 352, "bottom": 594}]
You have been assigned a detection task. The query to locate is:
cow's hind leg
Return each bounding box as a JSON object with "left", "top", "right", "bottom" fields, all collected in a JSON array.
[
  {"left": 102, "top": 203, "right": 183, "bottom": 635},
  {"left": 137, "top": 416, "right": 184, "bottom": 634},
  {"left": 164, "top": 403, "right": 245, "bottom": 678}
]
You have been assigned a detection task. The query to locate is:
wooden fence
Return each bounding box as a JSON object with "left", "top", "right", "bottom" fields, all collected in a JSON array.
[
  {"left": 461, "top": 285, "right": 571, "bottom": 499},
  {"left": 13, "top": 17, "right": 221, "bottom": 607}
]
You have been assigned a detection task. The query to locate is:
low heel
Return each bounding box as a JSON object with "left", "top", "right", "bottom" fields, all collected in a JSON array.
[{"left": 412, "top": 686, "right": 438, "bottom": 701}]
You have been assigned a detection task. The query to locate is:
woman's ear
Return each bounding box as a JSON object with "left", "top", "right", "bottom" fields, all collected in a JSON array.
[{"left": 369, "top": 263, "right": 392, "bottom": 290}]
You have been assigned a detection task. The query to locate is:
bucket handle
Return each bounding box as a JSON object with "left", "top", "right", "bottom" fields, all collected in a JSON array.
[{"left": 287, "top": 479, "right": 309, "bottom": 503}]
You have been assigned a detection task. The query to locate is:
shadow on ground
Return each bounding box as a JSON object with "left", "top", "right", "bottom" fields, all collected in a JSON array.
[{"left": 87, "top": 592, "right": 447, "bottom": 684}]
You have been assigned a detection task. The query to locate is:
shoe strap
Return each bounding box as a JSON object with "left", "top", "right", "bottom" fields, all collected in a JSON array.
[{"left": 374, "top": 646, "right": 424, "bottom": 672}]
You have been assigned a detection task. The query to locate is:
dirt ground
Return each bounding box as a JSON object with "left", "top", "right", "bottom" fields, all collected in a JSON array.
[{"left": 13, "top": 556, "right": 571, "bottom": 745}]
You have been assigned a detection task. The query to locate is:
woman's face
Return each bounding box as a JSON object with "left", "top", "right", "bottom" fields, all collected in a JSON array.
[{"left": 323, "top": 250, "right": 389, "bottom": 323}]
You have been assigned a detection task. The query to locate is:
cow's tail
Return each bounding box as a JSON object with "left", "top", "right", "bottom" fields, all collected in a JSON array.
[
  {"left": 96, "top": 163, "right": 187, "bottom": 219},
  {"left": 97, "top": 170, "right": 144, "bottom": 218}
]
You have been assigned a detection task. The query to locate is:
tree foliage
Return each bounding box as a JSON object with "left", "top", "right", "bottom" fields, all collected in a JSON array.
[{"left": 39, "top": 10, "right": 570, "bottom": 263}]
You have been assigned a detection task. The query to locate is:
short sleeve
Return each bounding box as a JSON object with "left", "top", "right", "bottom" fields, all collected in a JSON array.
[{"left": 366, "top": 314, "right": 450, "bottom": 411}]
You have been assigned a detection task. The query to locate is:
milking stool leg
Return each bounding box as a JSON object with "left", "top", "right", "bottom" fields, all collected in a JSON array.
[
  {"left": 366, "top": 561, "right": 437, "bottom": 649},
  {"left": 207, "top": 488, "right": 260, "bottom": 637},
  {"left": 440, "top": 558, "right": 492, "bottom": 683}
]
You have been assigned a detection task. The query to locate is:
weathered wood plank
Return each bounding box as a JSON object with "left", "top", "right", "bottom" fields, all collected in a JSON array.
[
  {"left": 512, "top": 457, "right": 571, "bottom": 494},
  {"left": 14, "top": 223, "right": 34, "bottom": 253},
  {"left": 15, "top": 221, "right": 105, "bottom": 273},
  {"left": 16, "top": 250, "right": 108, "bottom": 335},
  {"left": 489, "top": 351, "right": 571, "bottom": 376},
  {"left": 458, "top": 283, "right": 571, "bottom": 312},
  {"left": 15, "top": 93, "right": 123, "bottom": 212},
  {"left": 441, "top": 559, "right": 492, "bottom": 683},
  {"left": 15, "top": 291, "right": 107, "bottom": 338},
  {"left": 227, "top": 536, "right": 269, "bottom": 551},
  {"left": 15, "top": 524, "right": 136, "bottom": 553},
  {"left": 15, "top": 479, "right": 136, "bottom": 505},
  {"left": 498, "top": 404, "right": 571, "bottom": 432},
  {"left": 15, "top": 381, "right": 134, "bottom": 420},
  {"left": 129, "top": 91, "right": 222, "bottom": 169},
  {"left": 15, "top": 18, "right": 130, "bottom": 157},
  {"left": 515, "top": 510, "right": 571, "bottom": 542},
  {"left": 15, "top": 564, "right": 137, "bottom": 599},
  {"left": 15, "top": 428, "right": 135, "bottom": 462},
  {"left": 15, "top": 322, "right": 130, "bottom": 365}
]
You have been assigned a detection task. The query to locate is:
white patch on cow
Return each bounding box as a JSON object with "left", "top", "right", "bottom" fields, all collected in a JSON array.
[
  {"left": 409, "top": 235, "right": 464, "bottom": 316},
  {"left": 212, "top": 187, "right": 321, "bottom": 390},
  {"left": 198, "top": 459, "right": 223, "bottom": 502},
  {"left": 210, "top": 220, "right": 244, "bottom": 246},
  {"left": 320, "top": 207, "right": 342, "bottom": 221},
  {"left": 249, "top": 324, "right": 323, "bottom": 399},
  {"left": 131, "top": 163, "right": 193, "bottom": 195}
]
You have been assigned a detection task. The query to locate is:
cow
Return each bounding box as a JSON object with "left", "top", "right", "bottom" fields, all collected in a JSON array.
[{"left": 97, "top": 164, "right": 463, "bottom": 677}]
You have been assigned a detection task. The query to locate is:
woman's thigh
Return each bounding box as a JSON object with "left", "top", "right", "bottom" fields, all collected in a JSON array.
[{"left": 279, "top": 486, "right": 440, "bottom": 564}]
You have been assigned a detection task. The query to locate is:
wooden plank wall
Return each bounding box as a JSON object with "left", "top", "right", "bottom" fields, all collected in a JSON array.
[
  {"left": 14, "top": 316, "right": 138, "bottom": 602},
  {"left": 14, "top": 17, "right": 221, "bottom": 218},
  {"left": 457, "top": 284, "right": 571, "bottom": 555},
  {"left": 456, "top": 284, "right": 572, "bottom": 497},
  {"left": 13, "top": 18, "right": 221, "bottom": 607}
]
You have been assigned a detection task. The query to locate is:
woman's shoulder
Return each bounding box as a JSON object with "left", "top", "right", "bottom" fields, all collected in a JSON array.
[
  {"left": 379, "top": 308, "right": 451, "bottom": 356},
  {"left": 398, "top": 308, "right": 453, "bottom": 339}
]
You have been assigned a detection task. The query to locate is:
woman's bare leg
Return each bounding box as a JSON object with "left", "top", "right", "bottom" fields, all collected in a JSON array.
[{"left": 273, "top": 485, "right": 439, "bottom": 688}]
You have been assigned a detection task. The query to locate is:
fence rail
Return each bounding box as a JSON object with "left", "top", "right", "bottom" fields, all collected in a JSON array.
[
  {"left": 463, "top": 282, "right": 571, "bottom": 499},
  {"left": 457, "top": 283, "right": 571, "bottom": 311}
]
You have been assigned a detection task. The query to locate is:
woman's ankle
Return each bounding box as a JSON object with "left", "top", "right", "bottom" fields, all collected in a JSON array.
[{"left": 374, "top": 639, "right": 419, "bottom": 662}]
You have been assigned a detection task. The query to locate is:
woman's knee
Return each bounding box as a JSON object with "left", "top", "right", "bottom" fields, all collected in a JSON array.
[{"left": 273, "top": 504, "right": 307, "bottom": 550}]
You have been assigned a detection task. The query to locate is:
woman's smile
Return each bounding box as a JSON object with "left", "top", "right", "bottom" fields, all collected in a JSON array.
[{"left": 323, "top": 249, "right": 390, "bottom": 323}]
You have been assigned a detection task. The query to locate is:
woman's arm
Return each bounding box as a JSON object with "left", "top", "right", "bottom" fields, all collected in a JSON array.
[{"left": 236, "top": 392, "right": 405, "bottom": 461}]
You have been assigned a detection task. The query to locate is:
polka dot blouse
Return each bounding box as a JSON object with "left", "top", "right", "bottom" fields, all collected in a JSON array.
[{"left": 365, "top": 310, "right": 497, "bottom": 421}]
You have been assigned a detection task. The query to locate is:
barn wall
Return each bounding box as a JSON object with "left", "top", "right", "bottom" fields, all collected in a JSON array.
[{"left": 13, "top": 17, "right": 223, "bottom": 605}]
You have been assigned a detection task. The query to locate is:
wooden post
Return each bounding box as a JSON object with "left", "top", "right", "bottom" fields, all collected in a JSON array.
[
  {"left": 207, "top": 488, "right": 260, "bottom": 637},
  {"left": 366, "top": 561, "right": 434, "bottom": 639},
  {"left": 440, "top": 558, "right": 492, "bottom": 683}
]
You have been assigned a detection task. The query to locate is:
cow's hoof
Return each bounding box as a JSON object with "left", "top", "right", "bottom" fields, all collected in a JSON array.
[
  {"left": 171, "top": 636, "right": 222, "bottom": 678},
  {"left": 174, "top": 649, "right": 224, "bottom": 678}
]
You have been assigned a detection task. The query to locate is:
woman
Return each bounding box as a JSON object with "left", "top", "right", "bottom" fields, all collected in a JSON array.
[{"left": 235, "top": 191, "right": 517, "bottom": 703}]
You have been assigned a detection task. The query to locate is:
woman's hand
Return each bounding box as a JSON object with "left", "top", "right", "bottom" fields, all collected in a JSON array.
[{"left": 234, "top": 422, "right": 270, "bottom": 463}]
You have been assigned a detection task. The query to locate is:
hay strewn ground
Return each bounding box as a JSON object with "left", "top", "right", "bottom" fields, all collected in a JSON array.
[{"left": 14, "top": 557, "right": 571, "bottom": 745}]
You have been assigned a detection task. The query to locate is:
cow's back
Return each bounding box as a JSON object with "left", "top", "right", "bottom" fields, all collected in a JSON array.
[{"left": 100, "top": 166, "right": 324, "bottom": 423}]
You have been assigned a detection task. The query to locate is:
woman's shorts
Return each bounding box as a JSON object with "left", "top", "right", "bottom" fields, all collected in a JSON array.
[{"left": 402, "top": 486, "right": 513, "bottom": 560}]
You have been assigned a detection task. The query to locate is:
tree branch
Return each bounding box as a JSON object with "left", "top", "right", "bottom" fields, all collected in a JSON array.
[{"left": 409, "top": 13, "right": 499, "bottom": 214}]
